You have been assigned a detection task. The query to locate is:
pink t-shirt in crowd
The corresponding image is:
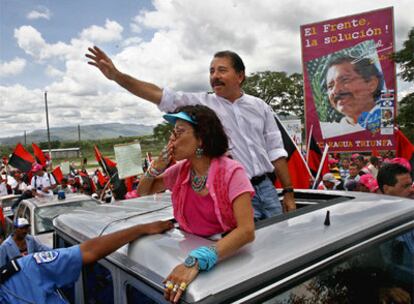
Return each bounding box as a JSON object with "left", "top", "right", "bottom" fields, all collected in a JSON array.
[{"left": 163, "top": 159, "right": 254, "bottom": 236}]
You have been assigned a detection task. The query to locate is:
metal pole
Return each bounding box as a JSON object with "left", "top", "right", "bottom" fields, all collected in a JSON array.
[
  {"left": 44, "top": 91, "right": 52, "bottom": 169},
  {"left": 24, "top": 130, "right": 27, "bottom": 145},
  {"left": 78, "top": 124, "right": 81, "bottom": 143}
]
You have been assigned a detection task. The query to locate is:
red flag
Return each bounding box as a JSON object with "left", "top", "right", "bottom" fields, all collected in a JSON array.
[
  {"left": 8, "top": 143, "right": 35, "bottom": 172},
  {"left": 51, "top": 166, "right": 64, "bottom": 184},
  {"left": 96, "top": 169, "right": 107, "bottom": 187},
  {"left": 94, "top": 145, "right": 126, "bottom": 199},
  {"left": 274, "top": 117, "right": 313, "bottom": 189},
  {"left": 371, "top": 147, "right": 380, "bottom": 157},
  {"left": 124, "top": 177, "right": 135, "bottom": 192},
  {"left": 395, "top": 129, "right": 414, "bottom": 177},
  {"left": 307, "top": 136, "right": 329, "bottom": 178},
  {"left": 32, "top": 143, "right": 47, "bottom": 167},
  {"left": 79, "top": 171, "right": 97, "bottom": 193}
]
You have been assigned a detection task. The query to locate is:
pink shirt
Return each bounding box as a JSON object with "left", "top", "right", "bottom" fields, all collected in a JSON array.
[
  {"left": 163, "top": 156, "right": 254, "bottom": 236},
  {"left": 184, "top": 190, "right": 222, "bottom": 237}
]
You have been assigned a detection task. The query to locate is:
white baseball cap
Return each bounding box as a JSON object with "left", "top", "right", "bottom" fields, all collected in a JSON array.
[{"left": 14, "top": 218, "right": 30, "bottom": 228}]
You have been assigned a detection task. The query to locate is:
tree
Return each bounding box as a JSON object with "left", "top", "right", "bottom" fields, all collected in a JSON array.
[
  {"left": 153, "top": 122, "right": 173, "bottom": 143},
  {"left": 243, "top": 71, "right": 304, "bottom": 121},
  {"left": 392, "top": 27, "right": 414, "bottom": 141}
]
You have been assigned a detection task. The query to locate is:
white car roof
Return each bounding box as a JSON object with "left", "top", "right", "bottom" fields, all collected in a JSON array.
[
  {"left": 54, "top": 191, "right": 414, "bottom": 303},
  {"left": 23, "top": 193, "right": 98, "bottom": 208}
]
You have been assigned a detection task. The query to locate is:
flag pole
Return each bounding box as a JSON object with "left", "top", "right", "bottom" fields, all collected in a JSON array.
[
  {"left": 306, "top": 125, "right": 313, "bottom": 165},
  {"left": 312, "top": 144, "right": 329, "bottom": 189}
]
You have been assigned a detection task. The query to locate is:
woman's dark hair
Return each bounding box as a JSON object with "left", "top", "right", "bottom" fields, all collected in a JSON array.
[{"left": 174, "top": 105, "right": 228, "bottom": 158}]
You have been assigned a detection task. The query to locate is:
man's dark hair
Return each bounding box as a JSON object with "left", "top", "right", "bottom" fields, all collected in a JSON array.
[
  {"left": 327, "top": 56, "right": 384, "bottom": 99},
  {"left": 369, "top": 156, "right": 379, "bottom": 166},
  {"left": 377, "top": 163, "right": 410, "bottom": 193},
  {"left": 175, "top": 105, "right": 229, "bottom": 158},
  {"left": 214, "top": 50, "right": 246, "bottom": 84}
]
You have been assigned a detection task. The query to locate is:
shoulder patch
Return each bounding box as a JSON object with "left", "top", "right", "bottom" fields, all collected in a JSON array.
[{"left": 33, "top": 250, "right": 59, "bottom": 264}]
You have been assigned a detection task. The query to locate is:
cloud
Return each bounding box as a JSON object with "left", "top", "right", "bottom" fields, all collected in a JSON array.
[
  {"left": 45, "top": 65, "right": 64, "bottom": 78},
  {"left": 26, "top": 6, "right": 51, "bottom": 20},
  {"left": 80, "top": 19, "right": 123, "bottom": 43},
  {"left": 0, "top": 58, "right": 26, "bottom": 77}
]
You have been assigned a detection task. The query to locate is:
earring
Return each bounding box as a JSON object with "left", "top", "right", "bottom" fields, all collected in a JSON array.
[{"left": 195, "top": 147, "right": 204, "bottom": 158}]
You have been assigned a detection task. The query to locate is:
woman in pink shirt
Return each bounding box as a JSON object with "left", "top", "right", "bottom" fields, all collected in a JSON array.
[{"left": 138, "top": 105, "right": 255, "bottom": 303}]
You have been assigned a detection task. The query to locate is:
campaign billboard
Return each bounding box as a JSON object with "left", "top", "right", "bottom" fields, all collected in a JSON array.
[{"left": 301, "top": 7, "right": 396, "bottom": 152}]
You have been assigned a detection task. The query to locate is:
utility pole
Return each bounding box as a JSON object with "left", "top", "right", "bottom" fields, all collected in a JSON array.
[
  {"left": 78, "top": 124, "right": 81, "bottom": 143},
  {"left": 44, "top": 91, "right": 52, "bottom": 169},
  {"left": 24, "top": 130, "right": 27, "bottom": 145}
]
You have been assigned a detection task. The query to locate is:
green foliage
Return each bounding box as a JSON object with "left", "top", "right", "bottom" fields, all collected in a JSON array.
[
  {"left": 153, "top": 122, "right": 173, "bottom": 143},
  {"left": 395, "top": 92, "right": 414, "bottom": 142},
  {"left": 392, "top": 27, "right": 414, "bottom": 141},
  {"left": 392, "top": 27, "right": 414, "bottom": 82},
  {"left": 243, "top": 71, "right": 304, "bottom": 121}
]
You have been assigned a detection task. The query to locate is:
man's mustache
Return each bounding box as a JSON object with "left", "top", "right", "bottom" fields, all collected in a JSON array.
[
  {"left": 333, "top": 92, "right": 352, "bottom": 103},
  {"left": 211, "top": 80, "right": 225, "bottom": 86}
]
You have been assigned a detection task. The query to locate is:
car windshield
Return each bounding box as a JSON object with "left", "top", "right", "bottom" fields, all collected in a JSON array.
[{"left": 34, "top": 200, "right": 99, "bottom": 234}]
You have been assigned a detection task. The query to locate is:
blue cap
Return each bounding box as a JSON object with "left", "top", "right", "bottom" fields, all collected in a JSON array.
[{"left": 163, "top": 112, "right": 197, "bottom": 125}]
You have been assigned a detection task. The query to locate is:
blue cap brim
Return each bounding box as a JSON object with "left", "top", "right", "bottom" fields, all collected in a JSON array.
[{"left": 163, "top": 112, "right": 197, "bottom": 125}]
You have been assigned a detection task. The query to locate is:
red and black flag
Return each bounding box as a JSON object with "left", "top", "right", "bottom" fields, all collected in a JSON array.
[
  {"left": 95, "top": 169, "right": 108, "bottom": 188},
  {"left": 51, "top": 166, "right": 64, "bottom": 184},
  {"left": 32, "top": 143, "right": 47, "bottom": 167},
  {"left": 395, "top": 128, "right": 414, "bottom": 178},
  {"left": 9, "top": 143, "right": 35, "bottom": 172},
  {"left": 79, "top": 171, "right": 97, "bottom": 194},
  {"left": 274, "top": 116, "right": 313, "bottom": 189},
  {"left": 94, "top": 145, "right": 126, "bottom": 199},
  {"left": 307, "top": 136, "right": 329, "bottom": 178}
]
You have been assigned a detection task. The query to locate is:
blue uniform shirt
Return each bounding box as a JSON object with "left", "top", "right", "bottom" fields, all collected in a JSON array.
[
  {"left": 0, "top": 235, "right": 51, "bottom": 267},
  {"left": 0, "top": 245, "right": 82, "bottom": 304}
]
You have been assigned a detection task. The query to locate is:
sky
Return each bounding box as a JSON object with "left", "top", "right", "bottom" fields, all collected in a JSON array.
[{"left": 0, "top": 0, "right": 413, "bottom": 138}]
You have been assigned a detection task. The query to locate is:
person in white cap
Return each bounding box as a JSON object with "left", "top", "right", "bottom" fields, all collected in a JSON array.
[
  {"left": 0, "top": 218, "right": 50, "bottom": 267},
  {"left": 317, "top": 173, "right": 343, "bottom": 190}
]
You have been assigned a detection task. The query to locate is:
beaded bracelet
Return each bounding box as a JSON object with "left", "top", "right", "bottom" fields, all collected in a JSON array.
[{"left": 144, "top": 162, "right": 164, "bottom": 178}]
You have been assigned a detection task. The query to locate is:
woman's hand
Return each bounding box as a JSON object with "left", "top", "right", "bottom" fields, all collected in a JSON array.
[
  {"left": 152, "top": 142, "right": 174, "bottom": 172},
  {"left": 163, "top": 263, "right": 199, "bottom": 303}
]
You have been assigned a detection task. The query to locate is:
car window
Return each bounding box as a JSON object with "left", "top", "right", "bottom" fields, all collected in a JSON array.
[
  {"left": 23, "top": 207, "right": 31, "bottom": 234},
  {"left": 126, "top": 284, "right": 158, "bottom": 304},
  {"left": 34, "top": 200, "right": 99, "bottom": 234},
  {"left": 16, "top": 204, "right": 26, "bottom": 219},
  {"left": 83, "top": 262, "right": 114, "bottom": 304},
  {"left": 260, "top": 228, "right": 414, "bottom": 304}
]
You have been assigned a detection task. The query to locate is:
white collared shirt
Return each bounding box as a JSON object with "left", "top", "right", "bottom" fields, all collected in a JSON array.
[
  {"left": 159, "top": 88, "right": 287, "bottom": 178},
  {"left": 30, "top": 172, "right": 56, "bottom": 197}
]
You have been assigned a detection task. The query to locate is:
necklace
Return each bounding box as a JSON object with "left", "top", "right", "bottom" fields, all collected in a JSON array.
[{"left": 190, "top": 169, "right": 207, "bottom": 192}]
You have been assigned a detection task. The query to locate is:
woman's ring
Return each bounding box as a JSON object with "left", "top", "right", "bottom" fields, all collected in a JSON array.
[
  {"left": 166, "top": 281, "right": 174, "bottom": 290},
  {"left": 172, "top": 284, "right": 179, "bottom": 292},
  {"left": 179, "top": 282, "right": 187, "bottom": 291}
]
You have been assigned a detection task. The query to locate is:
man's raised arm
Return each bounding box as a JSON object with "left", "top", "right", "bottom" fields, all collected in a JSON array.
[{"left": 86, "top": 46, "right": 163, "bottom": 104}]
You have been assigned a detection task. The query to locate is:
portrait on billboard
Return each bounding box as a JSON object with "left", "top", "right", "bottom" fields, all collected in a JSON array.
[{"left": 306, "top": 40, "right": 390, "bottom": 139}]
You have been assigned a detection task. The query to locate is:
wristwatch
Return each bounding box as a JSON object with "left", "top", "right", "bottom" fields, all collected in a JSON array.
[
  {"left": 184, "top": 256, "right": 197, "bottom": 268},
  {"left": 281, "top": 187, "right": 294, "bottom": 195}
]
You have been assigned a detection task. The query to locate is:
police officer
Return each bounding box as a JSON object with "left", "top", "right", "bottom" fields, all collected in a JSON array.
[
  {"left": 0, "top": 220, "right": 173, "bottom": 303},
  {"left": 0, "top": 218, "right": 50, "bottom": 267}
]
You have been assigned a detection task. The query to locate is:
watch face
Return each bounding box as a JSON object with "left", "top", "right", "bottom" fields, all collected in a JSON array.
[{"left": 184, "top": 256, "right": 196, "bottom": 268}]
